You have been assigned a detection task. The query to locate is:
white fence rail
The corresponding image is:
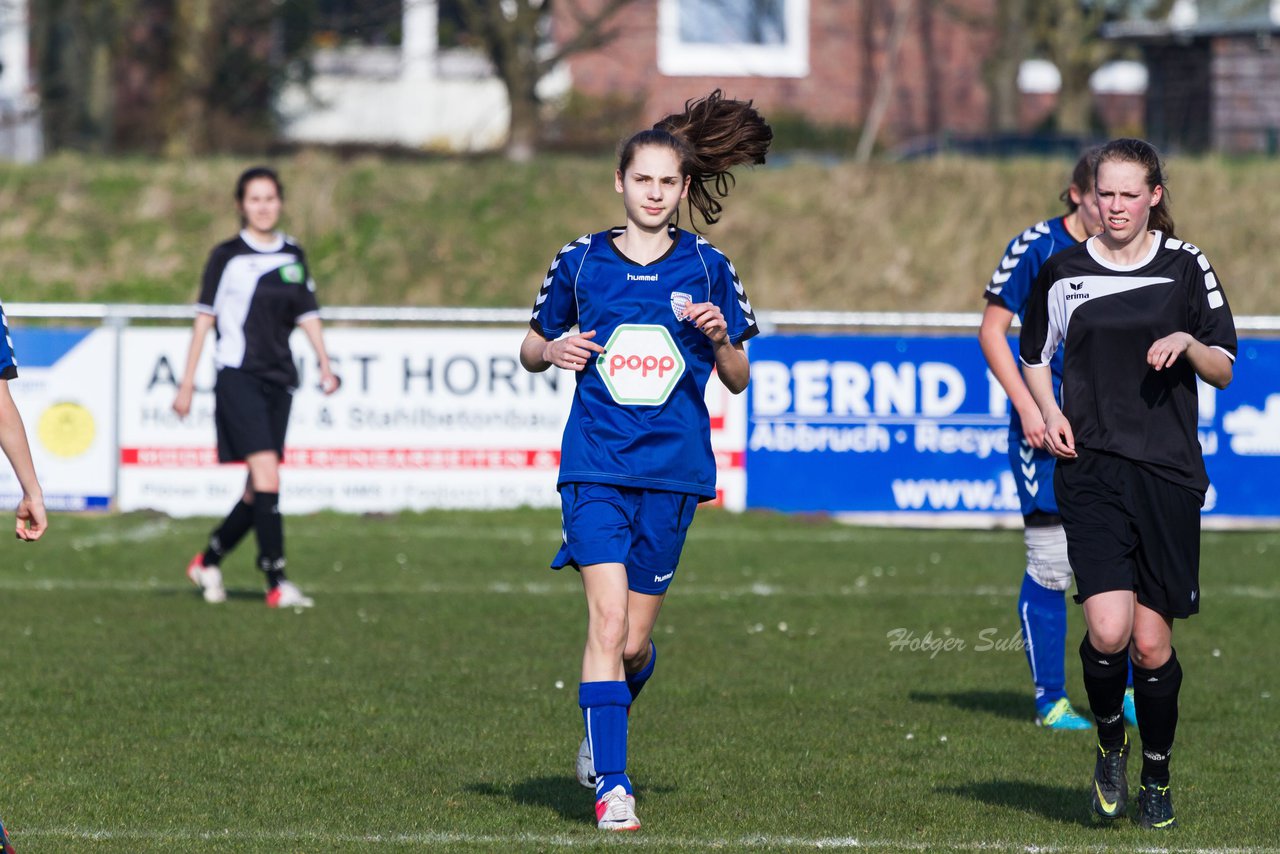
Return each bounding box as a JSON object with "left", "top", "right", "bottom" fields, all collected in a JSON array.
[{"left": 10, "top": 304, "right": 1280, "bottom": 331}]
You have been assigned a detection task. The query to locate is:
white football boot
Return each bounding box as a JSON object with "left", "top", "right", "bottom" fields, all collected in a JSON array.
[
  {"left": 595, "top": 784, "right": 640, "bottom": 831},
  {"left": 266, "top": 580, "right": 314, "bottom": 609},
  {"left": 186, "top": 554, "right": 227, "bottom": 604}
]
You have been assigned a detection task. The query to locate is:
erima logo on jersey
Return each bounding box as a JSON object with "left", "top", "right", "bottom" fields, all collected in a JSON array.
[
  {"left": 1065, "top": 282, "right": 1091, "bottom": 300},
  {"left": 627, "top": 272, "right": 659, "bottom": 282}
]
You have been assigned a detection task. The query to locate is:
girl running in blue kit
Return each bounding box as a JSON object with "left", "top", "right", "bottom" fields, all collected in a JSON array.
[{"left": 519, "top": 90, "right": 771, "bottom": 831}]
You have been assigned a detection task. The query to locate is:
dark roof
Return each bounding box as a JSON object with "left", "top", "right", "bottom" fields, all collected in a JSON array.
[{"left": 1104, "top": 1, "right": 1279, "bottom": 40}]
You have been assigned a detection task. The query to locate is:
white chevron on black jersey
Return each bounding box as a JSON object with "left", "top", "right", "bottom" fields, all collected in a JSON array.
[
  {"left": 197, "top": 230, "right": 320, "bottom": 389},
  {"left": 1020, "top": 233, "right": 1237, "bottom": 494}
]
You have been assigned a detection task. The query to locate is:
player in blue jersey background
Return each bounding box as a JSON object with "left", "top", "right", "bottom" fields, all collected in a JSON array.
[
  {"left": 978, "top": 150, "right": 1136, "bottom": 731},
  {"left": 0, "top": 296, "right": 48, "bottom": 854},
  {"left": 0, "top": 301, "right": 45, "bottom": 544},
  {"left": 520, "top": 90, "right": 771, "bottom": 831}
]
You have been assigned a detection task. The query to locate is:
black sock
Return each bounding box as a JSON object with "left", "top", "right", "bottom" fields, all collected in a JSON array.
[
  {"left": 253, "top": 492, "right": 286, "bottom": 588},
  {"left": 1133, "top": 650, "right": 1182, "bottom": 786},
  {"left": 1080, "top": 634, "right": 1129, "bottom": 750},
  {"left": 203, "top": 499, "right": 254, "bottom": 566}
]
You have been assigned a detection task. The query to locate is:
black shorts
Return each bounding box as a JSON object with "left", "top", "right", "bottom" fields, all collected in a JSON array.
[
  {"left": 214, "top": 368, "right": 293, "bottom": 463},
  {"left": 1055, "top": 449, "right": 1203, "bottom": 619}
]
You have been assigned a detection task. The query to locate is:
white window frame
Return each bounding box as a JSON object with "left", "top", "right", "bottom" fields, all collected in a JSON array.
[{"left": 657, "top": 0, "right": 809, "bottom": 78}]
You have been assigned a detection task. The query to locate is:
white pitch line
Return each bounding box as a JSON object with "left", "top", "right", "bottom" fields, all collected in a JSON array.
[{"left": 12, "top": 827, "right": 1280, "bottom": 853}]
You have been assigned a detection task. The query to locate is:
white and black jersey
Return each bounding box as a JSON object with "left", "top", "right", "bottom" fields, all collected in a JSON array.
[
  {"left": 1020, "top": 232, "right": 1237, "bottom": 495},
  {"left": 197, "top": 230, "right": 321, "bottom": 389}
]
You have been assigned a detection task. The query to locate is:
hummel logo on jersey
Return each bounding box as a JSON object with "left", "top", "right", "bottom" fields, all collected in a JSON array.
[
  {"left": 653, "top": 571, "right": 674, "bottom": 583},
  {"left": 627, "top": 272, "right": 659, "bottom": 282}
]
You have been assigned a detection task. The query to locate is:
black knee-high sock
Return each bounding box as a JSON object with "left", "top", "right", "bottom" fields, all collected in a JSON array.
[
  {"left": 1080, "top": 635, "right": 1129, "bottom": 750},
  {"left": 253, "top": 492, "right": 286, "bottom": 587},
  {"left": 1133, "top": 650, "right": 1182, "bottom": 785},
  {"left": 203, "top": 499, "right": 254, "bottom": 566}
]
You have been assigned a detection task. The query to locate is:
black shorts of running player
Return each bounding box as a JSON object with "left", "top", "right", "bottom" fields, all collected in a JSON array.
[
  {"left": 214, "top": 367, "right": 293, "bottom": 464},
  {"left": 1055, "top": 448, "right": 1203, "bottom": 619}
]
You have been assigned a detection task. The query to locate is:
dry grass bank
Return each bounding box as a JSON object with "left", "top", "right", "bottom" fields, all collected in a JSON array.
[{"left": 1, "top": 152, "right": 1277, "bottom": 314}]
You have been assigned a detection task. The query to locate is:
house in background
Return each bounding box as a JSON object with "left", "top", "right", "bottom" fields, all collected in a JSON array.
[
  {"left": 554, "top": 0, "right": 997, "bottom": 147},
  {"left": 551, "top": 0, "right": 1145, "bottom": 153},
  {"left": 277, "top": 0, "right": 562, "bottom": 151},
  {"left": 277, "top": 0, "right": 1149, "bottom": 155},
  {"left": 1106, "top": 0, "right": 1280, "bottom": 153},
  {"left": 0, "top": 0, "right": 41, "bottom": 163}
]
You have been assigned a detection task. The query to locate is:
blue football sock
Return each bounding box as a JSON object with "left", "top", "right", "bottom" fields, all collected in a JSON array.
[
  {"left": 626, "top": 641, "right": 657, "bottom": 705},
  {"left": 580, "top": 681, "right": 632, "bottom": 796},
  {"left": 1018, "top": 573, "right": 1068, "bottom": 708}
]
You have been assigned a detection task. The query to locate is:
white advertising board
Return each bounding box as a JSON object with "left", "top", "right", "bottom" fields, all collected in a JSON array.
[
  {"left": 118, "top": 327, "right": 746, "bottom": 516},
  {"left": 2, "top": 328, "right": 116, "bottom": 511}
]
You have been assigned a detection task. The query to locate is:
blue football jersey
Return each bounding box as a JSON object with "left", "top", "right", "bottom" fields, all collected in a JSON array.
[
  {"left": 0, "top": 299, "right": 16, "bottom": 380},
  {"left": 983, "top": 215, "right": 1079, "bottom": 427},
  {"left": 531, "top": 226, "right": 758, "bottom": 500}
]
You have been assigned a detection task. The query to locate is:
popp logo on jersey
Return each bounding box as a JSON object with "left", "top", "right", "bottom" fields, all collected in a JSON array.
[{"left": 596, "top": 324, "right": 686, "bottom": 406}]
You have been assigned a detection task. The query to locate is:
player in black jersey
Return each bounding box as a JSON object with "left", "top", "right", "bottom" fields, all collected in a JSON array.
[
  {"left": 1021, "top": 139, "right": 1236, "bottom": 830},
  {"left": 172, "top": 166, "right": 339, "bottom": 609},
  {"left": 978, "top": 149, "right": 1130, "bottom": 732}
]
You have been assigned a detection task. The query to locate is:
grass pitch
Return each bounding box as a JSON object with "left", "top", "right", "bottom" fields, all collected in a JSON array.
[{"left": 0, "top": 509, "right": 1276, "bottom": 852}]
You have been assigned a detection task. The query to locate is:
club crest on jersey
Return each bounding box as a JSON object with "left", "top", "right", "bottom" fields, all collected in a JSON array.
[
  {"left": 597, "top": 324, "right": 686, "bottom": 406},
  {"left": 670, "top": 291, "right": 692, "bottom": 320},
  {"left": 280, "top": 263, "right": 305, "bottom": 284}
]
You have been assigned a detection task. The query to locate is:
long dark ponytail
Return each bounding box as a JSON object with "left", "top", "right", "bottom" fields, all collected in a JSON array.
[
  {"left": 1095, "top": 138, "right": 1175, "bottom": 239},
  {"left": 617, "top": 90, "right": 772, "bottom": 231}
]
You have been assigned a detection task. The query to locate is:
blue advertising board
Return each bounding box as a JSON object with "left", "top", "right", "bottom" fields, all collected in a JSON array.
[{"left": 745, "top": 335, "right": 1280, "bottom": 524}]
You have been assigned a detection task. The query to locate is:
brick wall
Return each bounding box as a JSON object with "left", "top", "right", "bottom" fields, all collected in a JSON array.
[
  {"left": 554, "top": 0, "right": 1000, "bottom": 146},
  {"left": 1212, "top": 35, "right": 1280, "bottom": 154}
]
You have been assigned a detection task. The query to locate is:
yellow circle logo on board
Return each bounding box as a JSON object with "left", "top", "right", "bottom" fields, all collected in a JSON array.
[{"left": 38, "top": 402, "right": 96, "bottom": 458}]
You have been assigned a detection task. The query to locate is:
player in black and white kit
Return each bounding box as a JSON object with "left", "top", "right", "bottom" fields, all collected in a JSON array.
[
  {"left": 173, "top": 166, "right": 339, "bottom": 609},
  {"left": 1020, "top": 139, "right": 1236, "bottom": 830}
]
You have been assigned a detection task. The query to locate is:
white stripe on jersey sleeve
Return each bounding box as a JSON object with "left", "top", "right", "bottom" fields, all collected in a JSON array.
[
  {"left": 530, "top": 235, "right": 590, "bottom": 326},
  {"left": 986, "top": 221, "right": 1051, "bottom": 294}
]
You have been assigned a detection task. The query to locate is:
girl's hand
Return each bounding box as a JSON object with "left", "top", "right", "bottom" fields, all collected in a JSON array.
[
  {"left": 1148, "top": 332, "right": 1192, "bottom": 371},
  {"left": 320, "top": 370, "right": 341, "bottom": 395},
  {"left": 1042, "top": 411, "right": 1077, "bottom": 459},
  {"left": 172, "top": 384, "right": 194, "bottom": 418},
  {"left": 546, "top": 330, "right": 606, "bottom": 371},
  {"left": 16, "top": 495, "right": 46, "bottom": 541},
  {"left": 683, "top": 302, "right": 729, "bottom": 346}
]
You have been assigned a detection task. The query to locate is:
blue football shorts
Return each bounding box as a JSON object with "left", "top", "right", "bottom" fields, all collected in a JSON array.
[
  {"left": 1009, "top": 432, "right": 1060, "bottom": 518},
  {"left": 551, "top": 483, "right": 699, "bottom": 595}
]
